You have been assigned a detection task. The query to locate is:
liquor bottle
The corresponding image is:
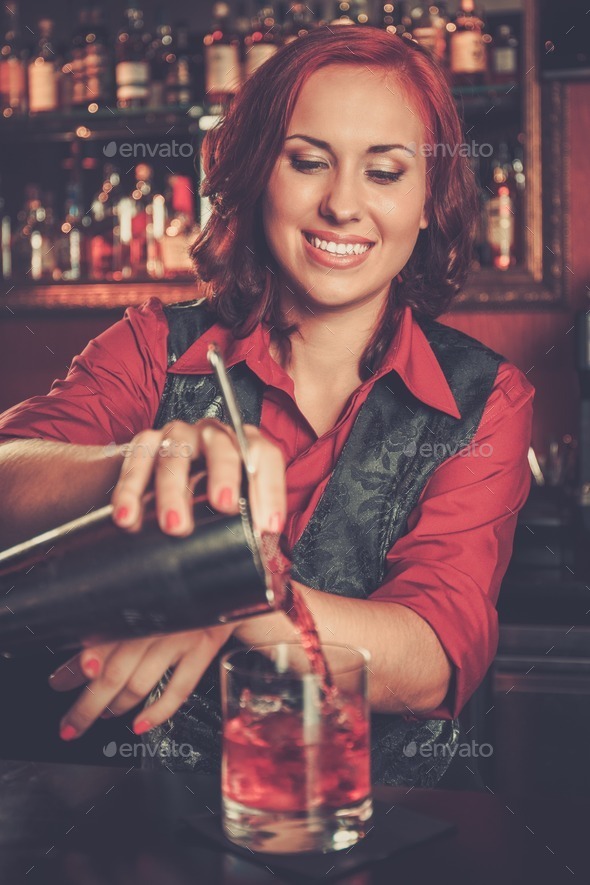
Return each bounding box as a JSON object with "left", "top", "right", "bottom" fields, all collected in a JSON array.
[
  {"left": 88, "top": 164, "right": 124, "bottom": 280},
  {"left": 486, "top": 142, "right": 516, "bottom": 271},
  {"left": 56, "top": 149, "right": 88, "bottom": 281},
  {"left": 410, "top": 5, "right": 439, "bottom": 57},
  {"left": 449, "top": 0, "right": 487, "bottom": 86},
  {"left": 158, "top": 174, "right": 199, "bottom": 278},
  {"left": 203, "top": 2, "right": 241, "bottom": 112},
  {"left": 491, "top": 23, "right": 518, "bottom": 83},
  {"left": 0, "top": 0, "right": 28, "bottom": 116},
  {"left": 116, "top": 6, "right": 150, "bottom": 109},
  {"left": 12, "top": 185, "right": 57, "bottom": 281},
  {"left": 84, "top": 5, "right": 113, "bottom": 106},
  {"left": 28, "top": 19, "right": 59, "bottom": 113},
  {"left": 70, "top": 1, "right": 92, "bottom": 107},
  {"left": 148, "top": 8, "right": 173, "bottom": 107},
  {"left": 128, "top": 163, "right": 157, "bottom": 277},
  {"left": 165, "top": 23, "right": 198, "bottom": 108},
  {"left": 243, "top": 1, "right": 281, "bottom": 82}
]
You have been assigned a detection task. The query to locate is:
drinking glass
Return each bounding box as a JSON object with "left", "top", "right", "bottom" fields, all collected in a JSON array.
[{"left": 221, "top": 641, "right": 372, "bottom": 853}]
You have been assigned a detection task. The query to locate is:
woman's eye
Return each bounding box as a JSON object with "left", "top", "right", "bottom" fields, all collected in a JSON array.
[
  {"left": 289, "top": 158, "right": 326, "bottom": 173},
  {"left": 289, "top": 158, "right": 404, "bottom": 184},
  {"left": 367, "top": 170, "right": 405, "bottom": 184}
]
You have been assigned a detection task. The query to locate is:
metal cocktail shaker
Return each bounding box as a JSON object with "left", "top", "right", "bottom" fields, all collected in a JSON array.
[{"left": 0, "top": 471, "right": 287, "bottom": 657}]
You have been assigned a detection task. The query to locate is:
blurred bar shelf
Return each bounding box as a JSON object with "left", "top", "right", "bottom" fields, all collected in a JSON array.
[
  {"left": 0, "top": 105, "right": 205, "bottom": 142},
  {"left": 1, "top": 281, "right": 198, "bottom": 312}
]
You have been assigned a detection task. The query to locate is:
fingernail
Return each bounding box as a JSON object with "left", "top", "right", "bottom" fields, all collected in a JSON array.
[
  {"left": 84, "top": 658, "right": 101, "bottom": 679},
  {"left": 217, "top": 487, "right": 234, "bottom": 509},
  {"left": 164, "top": 509, "right": 181, "bottom": 532},
  {"left": 268, "top": 512, "right": 284, "bottom": 533},
  {"left": 60, "top": 724, "right": 78, "bottom": 741},
  {"left": 100, "top": 709, "right": 113, "bottom": 719},
  {"left": 133, "top": 719, "right": 152, "bottom": 735},
  {"left": 114, "top": 506, "right": 130, "bottom": 524}
]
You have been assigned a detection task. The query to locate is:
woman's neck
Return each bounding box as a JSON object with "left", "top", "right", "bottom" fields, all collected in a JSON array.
[{"left": 272, "top": 296, "right": 388, "bottom": 385}]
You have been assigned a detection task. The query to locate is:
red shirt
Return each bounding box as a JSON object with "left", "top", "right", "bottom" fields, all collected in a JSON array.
[{"left": 0, "top": 297, "right": 534, "bottom": 720}]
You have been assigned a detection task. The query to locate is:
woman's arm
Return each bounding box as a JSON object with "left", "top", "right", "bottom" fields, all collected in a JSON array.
[
  {"left": 0, "top": 439, "right": 126, "bottom": 547},
  {"left": 233, "top": 583, "right": 452, "bottom": 715}
]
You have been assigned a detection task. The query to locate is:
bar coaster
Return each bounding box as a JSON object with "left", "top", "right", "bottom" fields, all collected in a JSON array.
[{"left": 179, "top": 798, "right": 456, "bottom": 882}]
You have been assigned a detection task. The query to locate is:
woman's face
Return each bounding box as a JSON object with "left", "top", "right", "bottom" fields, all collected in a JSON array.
[{"left": 262, "top": 63, "right": 429, "bottom": 314}]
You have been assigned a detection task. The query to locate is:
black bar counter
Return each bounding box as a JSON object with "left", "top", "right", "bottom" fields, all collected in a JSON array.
[{"left": 0, "top": 758, "right": 586, "bottom": 884}]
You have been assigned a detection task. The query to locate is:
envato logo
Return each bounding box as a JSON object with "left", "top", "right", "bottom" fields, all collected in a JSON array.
[
  {"left": 402, "top": 440, "right": 494, "bottom": 458},
  {"left": 402, "top": 740, "right": 493, "bottom": 759},
  {"left": 406, "top": 140, "right": 493, "bottom": 158},
  {"left": 103, "top": 740, "right": 193, "bottom": 759},
  {"left": 103, "top": 140, "right": 194, "bottom": 159}
]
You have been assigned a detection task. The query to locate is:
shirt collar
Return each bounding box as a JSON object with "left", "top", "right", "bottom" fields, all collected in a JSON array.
[{"left": 169, "top": 305, "right": 461, "bottom": 419}]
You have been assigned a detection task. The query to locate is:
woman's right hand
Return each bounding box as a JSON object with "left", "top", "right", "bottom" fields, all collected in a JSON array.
[{"left": 110, "top": 418, "right": 287, "bottom": 537}]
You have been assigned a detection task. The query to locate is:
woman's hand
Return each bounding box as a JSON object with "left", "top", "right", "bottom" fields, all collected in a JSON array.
[
  {"left": 49, "top": 417, "right": 287, "bottom": 740},
  {"left": 49, "top": 623, "right": 235, "bottom": 740},
  {"left": 109, "top": 418, "right": 287, "bottom": 536}
]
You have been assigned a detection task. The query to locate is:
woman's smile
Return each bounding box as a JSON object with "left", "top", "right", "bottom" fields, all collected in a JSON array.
[{"left": 301, "top": 230, "right": 375, "bottom": 269}]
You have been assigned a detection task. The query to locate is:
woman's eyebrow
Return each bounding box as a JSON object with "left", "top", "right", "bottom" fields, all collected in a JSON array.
[{"left": 284, "top": 134, "right": 416, "bottom": 157}]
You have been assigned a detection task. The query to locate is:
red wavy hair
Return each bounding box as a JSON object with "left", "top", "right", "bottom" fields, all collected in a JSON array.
[{"left": 191, "top": 25, "right": 478, "bottom": 378}]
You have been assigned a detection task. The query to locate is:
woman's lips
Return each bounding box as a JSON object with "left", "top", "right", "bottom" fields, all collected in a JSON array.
[{"left": 301, "top": 232, "right": 374, "bottom": 269}]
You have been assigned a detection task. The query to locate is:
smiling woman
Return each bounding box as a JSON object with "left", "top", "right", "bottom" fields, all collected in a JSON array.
[{"left": 0, "top": 25, "right": 534, "bottom": 790}]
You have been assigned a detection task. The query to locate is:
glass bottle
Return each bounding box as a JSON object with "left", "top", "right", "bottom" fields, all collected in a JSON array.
[
  {"left": 157, "top": 174, "right": 199, "bottom": 278},
  {"left": 491, "top": 23, "right": 518, "bottom": 83},
  {"left": 449, "top": 0, "right": 487, "bottom": 86},
  {"left": 12, "top": 185, "right": 57, "bottom": 281},
  {"left": 203, "top": 2, "right": 241, "bottom": 113},
  {"left": 243, "top": 1, "right": 281, "bottom": 81},
  {"left": 116, "top": 6, "right": 150, "bottom": 109},
  {"left": 87, "top": 164, "right": 124, "bottom": 281},
  {"left": 486, "top": 142, "right": 517, "bottom": 271},
  {"left": 28, "top": 18, "right": 59, "bottom": 113},
  {"left": 0, "top": 0, "right": 28, "bottom": 116},
  {"left": 148, "top": 8, "right": 173, "bottom": 107}
]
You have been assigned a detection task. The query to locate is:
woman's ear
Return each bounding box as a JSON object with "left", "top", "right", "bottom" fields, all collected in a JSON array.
[{"left": 419, "top": 205, "right": 429, "bottom": 230}]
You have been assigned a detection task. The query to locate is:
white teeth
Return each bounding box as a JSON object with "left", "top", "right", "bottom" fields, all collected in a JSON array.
[{"left": 307, "top": 234, "right": 371, "bottom": 256}]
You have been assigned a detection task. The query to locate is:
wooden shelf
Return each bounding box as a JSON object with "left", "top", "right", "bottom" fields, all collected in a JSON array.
[{"left": 1, "top": 281, "right": 199, "bottom": 312}]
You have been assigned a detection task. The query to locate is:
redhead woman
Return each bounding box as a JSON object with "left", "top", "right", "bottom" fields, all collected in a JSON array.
[{"left": 0, "top": 27, "right": 533, "bottom": 788}]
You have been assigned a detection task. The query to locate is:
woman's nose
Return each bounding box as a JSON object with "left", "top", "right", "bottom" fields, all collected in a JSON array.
[{"left": 320, "top": 170, "right": 363, "bottom": 223}]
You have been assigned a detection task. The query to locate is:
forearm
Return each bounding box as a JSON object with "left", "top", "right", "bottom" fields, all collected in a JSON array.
[
  {"left": 233, "top": 581, "right": 452, "bottom": 715},
  {"left": 0, "top": 439, "right": 125, "bottom": 548}
]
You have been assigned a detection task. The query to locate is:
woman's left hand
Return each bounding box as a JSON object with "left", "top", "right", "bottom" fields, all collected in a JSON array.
[{"left": 48, "top": 623, "right": 235, "bottom": 741}]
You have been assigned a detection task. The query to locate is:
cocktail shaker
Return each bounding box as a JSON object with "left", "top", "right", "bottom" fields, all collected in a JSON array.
[{"left": 0, "top": 472, "right": 287, "bottom": 657}]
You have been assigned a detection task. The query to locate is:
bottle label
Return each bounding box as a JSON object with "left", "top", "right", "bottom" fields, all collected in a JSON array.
[
  {"left": 161, "top": 231, "right": 195, "bottom": 273},
  {"left": 493, "top": 47, "right": 517, "bottom": 75},
  {"left": 116, "top": 61, "right": 149, "bottom": 100},
  {"left": 1, "top": 57, "right": 26, "bottom": 107},
  {"left": 28, "top": 60, "right": 59, "bottom": 112},
  {"left": 205, "top": 44, "right": 241, "bottom": 94},
  {"left": 244, "top": 43, "right": 278, "bottom": 79},
  {"left": 450, "top": 31, "right": 486, "bottom": 74}
]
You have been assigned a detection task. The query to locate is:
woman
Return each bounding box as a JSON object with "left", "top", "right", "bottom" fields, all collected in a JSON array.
[{"left": 0, "top": 27, "right": 533, "bottom": 787}]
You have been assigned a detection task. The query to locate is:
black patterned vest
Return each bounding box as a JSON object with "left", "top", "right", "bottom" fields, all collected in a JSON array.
[{"left": 141, "top": 298, "right": 505, "bottom": 787}]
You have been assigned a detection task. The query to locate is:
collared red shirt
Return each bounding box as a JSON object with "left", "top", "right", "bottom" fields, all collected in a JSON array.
[{"left": 0, "top": 296, "right": 534, "bottom": 720}]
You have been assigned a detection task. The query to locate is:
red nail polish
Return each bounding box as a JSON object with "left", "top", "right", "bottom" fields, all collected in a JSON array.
[
  {"left": 60, "top": 724, "right": 78, "bottom": 741},
  {"left": 84, "top": 658, "right": 101, "bottom": 679},
  {"left": 165, "top": 510, "right": 181, "bottom": 532},
  {"left": 114, "top": 506, "right": 129, "bottom": 523},
  {"left": 217, "top": 487, "right": 233, "bottom": 509},
  {"left": 268, "top": 512, "right": 284, "bottom": 533},
  {"left": 133, "top": 719, "right": 152, "bottom": 735}
]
